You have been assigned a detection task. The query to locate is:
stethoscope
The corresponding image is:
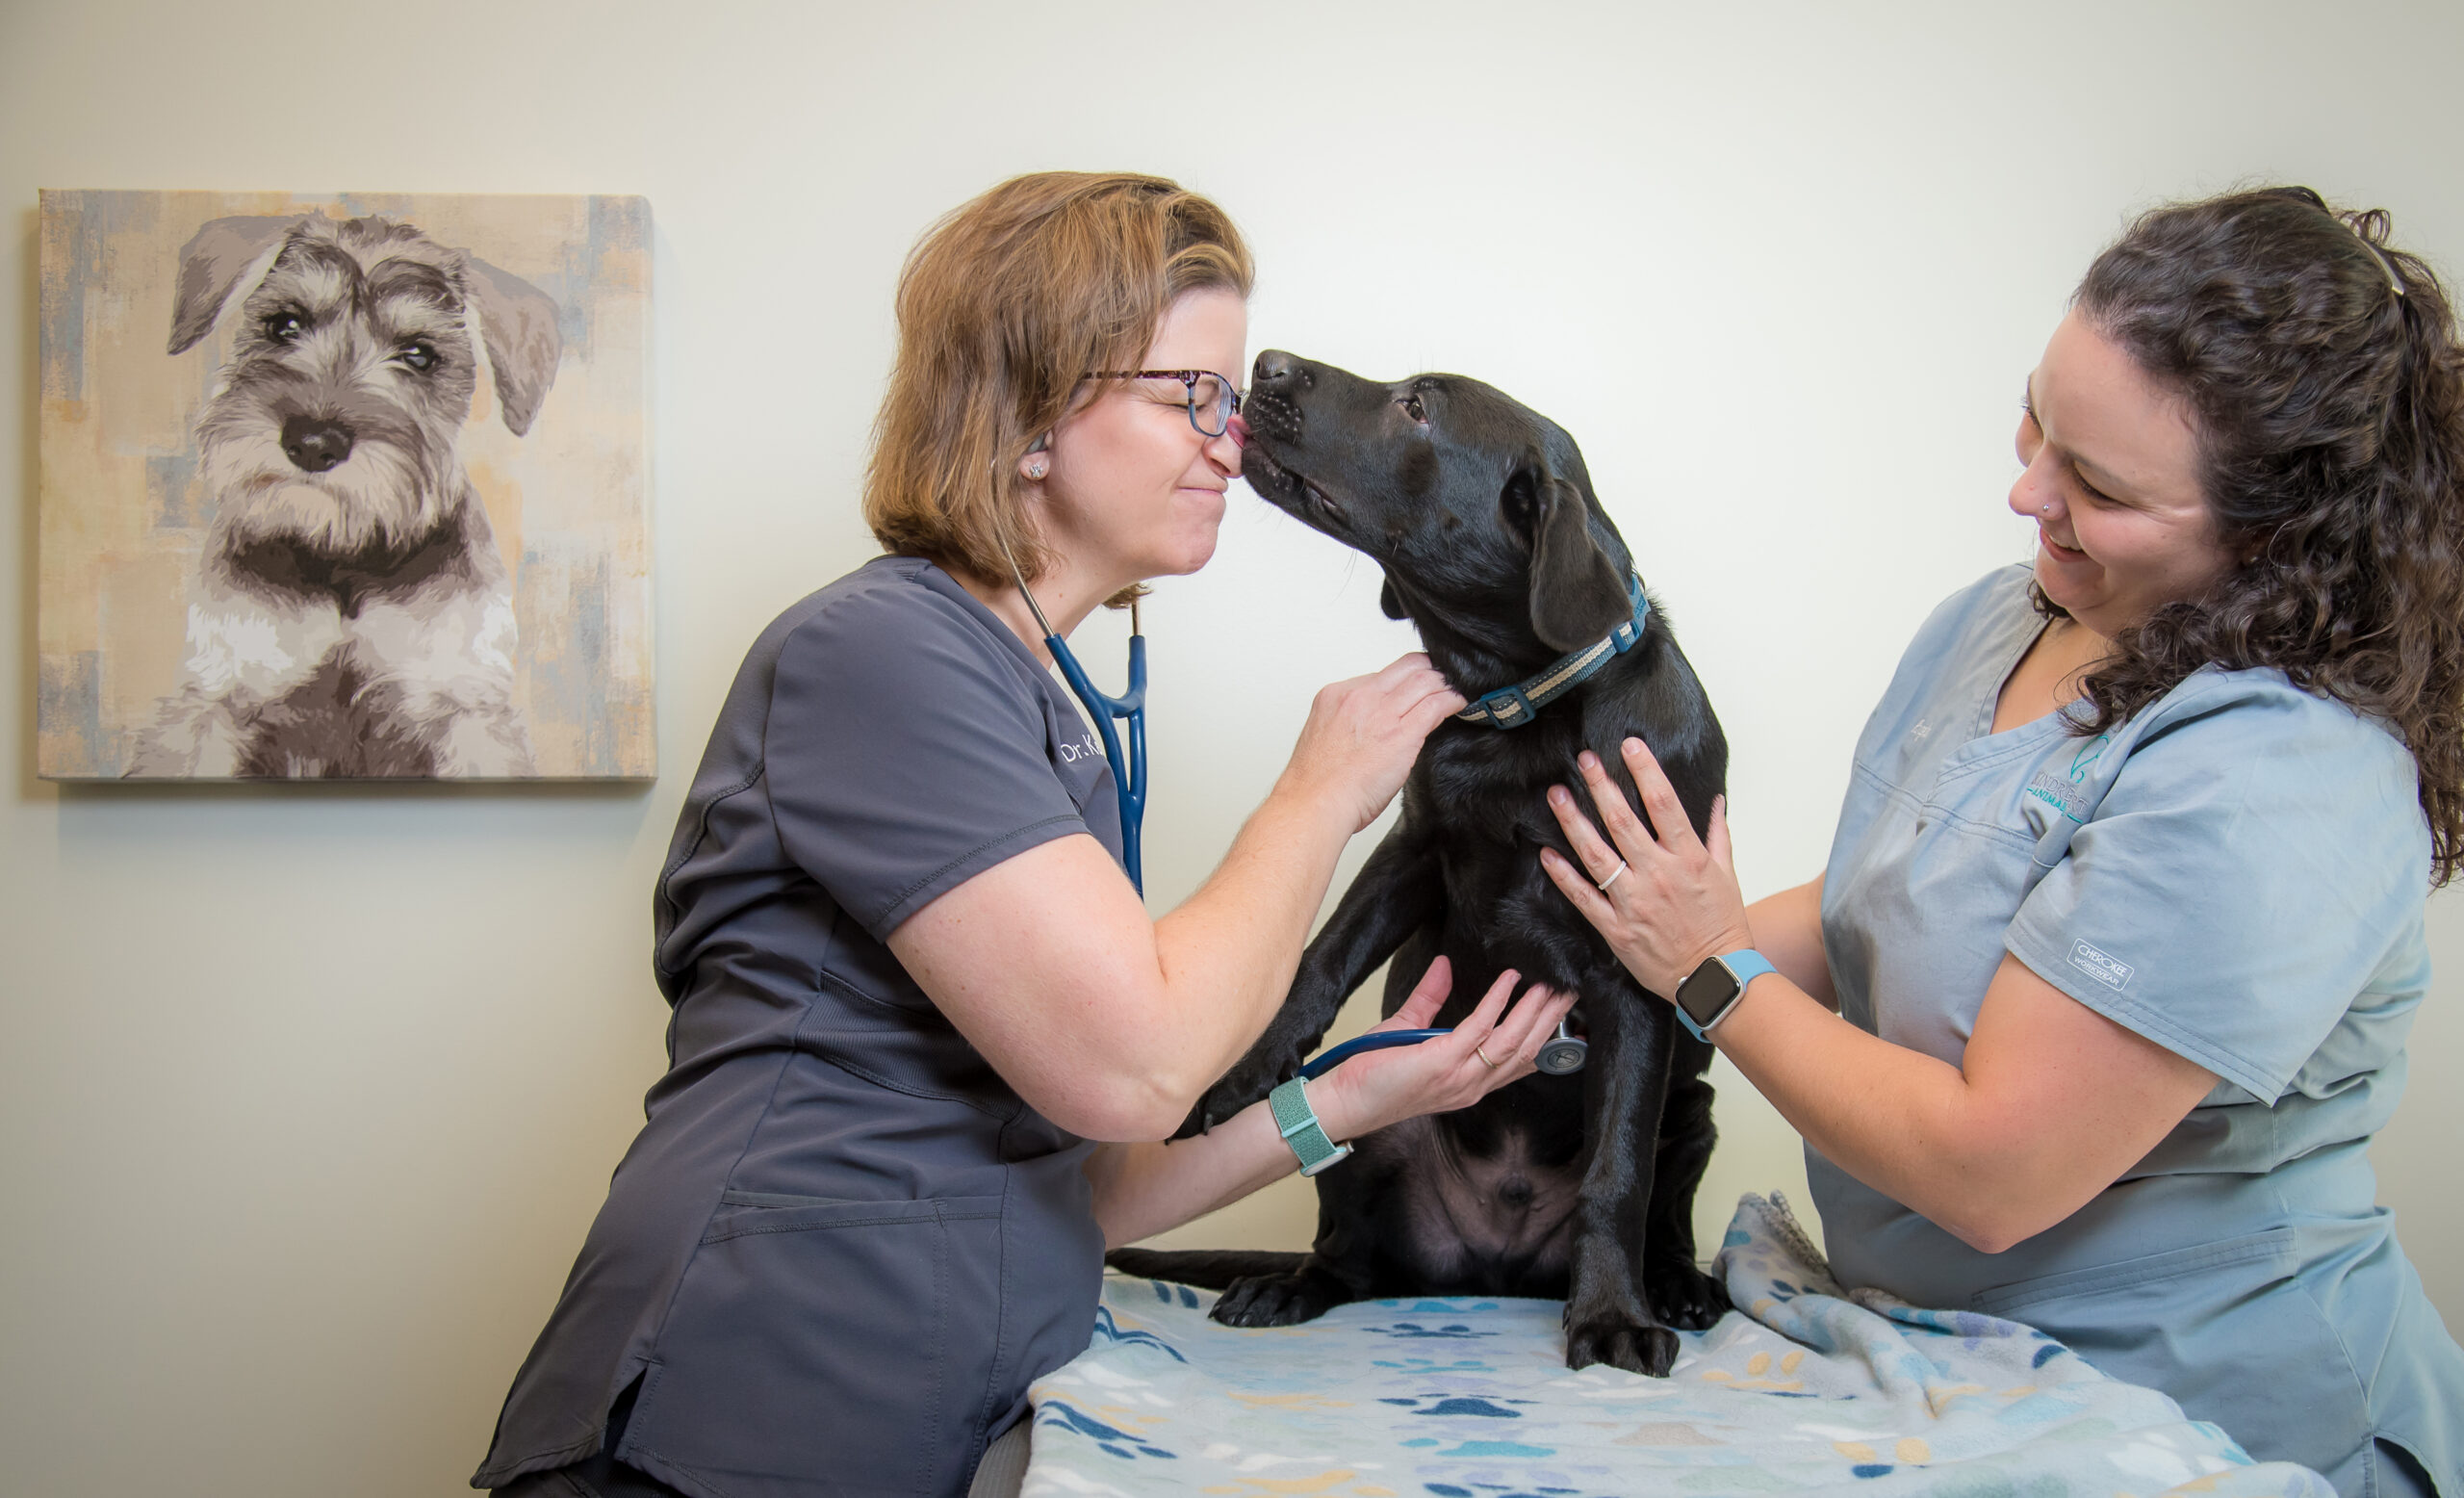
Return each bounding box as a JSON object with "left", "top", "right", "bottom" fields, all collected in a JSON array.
[
  {"left": 995, "top": 539, "right": 1581, "bottom": 1073},
  {"left": 999, "top": 539, "right": 1148, "bottom": 895},
  {"left": 1303, "top": 1019, "right": 1588, "bottom": 1078}
]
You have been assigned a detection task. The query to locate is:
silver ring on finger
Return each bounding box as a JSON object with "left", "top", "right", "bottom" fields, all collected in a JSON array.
[{"left": 1598, "top": 860, "right": 1629, "bottom": 892}]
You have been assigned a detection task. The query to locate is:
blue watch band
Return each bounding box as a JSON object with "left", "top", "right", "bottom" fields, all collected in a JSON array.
[
  {"left": 1268, "top": 1076, "right": 1353, "bottom": 1176},
  {"left": 1674, "top": 949, "right": 1777, "bottom": 1043}
]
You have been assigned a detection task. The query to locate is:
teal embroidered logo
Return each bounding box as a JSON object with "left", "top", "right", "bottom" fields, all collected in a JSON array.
[
  {"left": 2067, "top": 734, "right": 2111, "bottom": 785},
  {"left": 2023, "top": 733, "right": 2114, "bottom": 826},
  {"left": 2068, "top": 939, "right": 2132, "bottom": 990},
  {"left": 2023, "top": 776, "right": 2082, "bottom": 822}
]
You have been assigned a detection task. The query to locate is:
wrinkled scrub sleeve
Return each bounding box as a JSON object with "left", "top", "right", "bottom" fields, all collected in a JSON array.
[
  {"left": 2002, "top": 677, "right": 2426, "bottom": 1103},
  {"left": 766, "top": 581, "right": 1094, "bottom": 942}
]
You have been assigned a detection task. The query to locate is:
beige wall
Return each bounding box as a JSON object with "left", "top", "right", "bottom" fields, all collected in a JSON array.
[{"left": 5, "top": 3, "right": 2459, "bottom": 1492}]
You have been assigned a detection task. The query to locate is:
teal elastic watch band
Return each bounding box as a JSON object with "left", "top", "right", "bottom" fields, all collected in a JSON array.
[
  {"left": 1268, "top": 1075, "right": 1353, "bottom": 1176},
  {"left": 1672, "top": 948, "right": 1777, "bottom": 1044}
]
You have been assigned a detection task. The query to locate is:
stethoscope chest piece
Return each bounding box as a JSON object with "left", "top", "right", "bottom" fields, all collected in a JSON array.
[{"left": 1535, "top": 1019, "right": 1588, "bottom": 1075}]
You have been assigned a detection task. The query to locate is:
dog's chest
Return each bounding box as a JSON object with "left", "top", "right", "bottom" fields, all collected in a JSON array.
[
  {"left": 1402, "top": 724, "right": 1639, "bottom": 990},
  {"left": 225, "top": 530, "right": 475, "bottom": 619},
  {"left": 1367, "top": 1114, "right": 1578, "bottom": 1285},
  {"left": 237, "top": 645, "right": 445, "bottom": 776}
]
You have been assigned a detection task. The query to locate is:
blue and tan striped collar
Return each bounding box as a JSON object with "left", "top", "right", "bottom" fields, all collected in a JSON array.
[{"left": 1453, "top": 572, "right": 1651, "bottom": 731}]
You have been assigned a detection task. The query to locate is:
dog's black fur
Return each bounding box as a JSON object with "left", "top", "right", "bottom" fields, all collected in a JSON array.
[{"left": 1106, "top": 351, "right": 1729, "bottom": 1377}]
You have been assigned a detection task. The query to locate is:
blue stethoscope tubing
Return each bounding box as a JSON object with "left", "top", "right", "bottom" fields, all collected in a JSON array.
[
  {"left": 1298, "top": 1029, "right": 1452, "bottom": 1081},
  {"left": 1043, "top": 622, "right": 1146, "bottom": 894},
  {"left": 1300, "top": 1021, "right": 1589, "bottom": 1079},
  {"left": 1000, "top": 533, "right": 1150, "bottom": 894}
]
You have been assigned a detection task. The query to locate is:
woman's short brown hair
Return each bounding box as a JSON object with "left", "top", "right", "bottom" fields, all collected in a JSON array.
[{"left": 862, "top": 171, "right": 1254, "bottom": 591}]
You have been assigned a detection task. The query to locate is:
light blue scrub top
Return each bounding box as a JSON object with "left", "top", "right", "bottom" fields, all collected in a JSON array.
[{"left": 1815, "top": 565, "right": 2460, "bottom": 1496}]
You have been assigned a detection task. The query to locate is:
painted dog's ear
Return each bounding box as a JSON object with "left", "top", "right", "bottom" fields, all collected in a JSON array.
[
  {"left": 1527, "top": 473, "right": 1630, "bottom": 652},
  {"left": 1380, "top": 573, "right": 1409, "bottom": 621},
  {"left": 466, "top": 257, "right": 564, "bottom": 436},
  {"left": 167, "top": 215, "right": 305, "bottom": 355}
]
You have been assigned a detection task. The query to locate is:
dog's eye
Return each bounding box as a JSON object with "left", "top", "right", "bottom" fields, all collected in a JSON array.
[
  {"left": 262, "top": 311, "right": 305, "bottom": 342},
  {"left": 398, "top": 342, "right": 439, "bottom": 373},
  {"left": 1401, "top": 394, "right": 1427, "bottom": 424}
]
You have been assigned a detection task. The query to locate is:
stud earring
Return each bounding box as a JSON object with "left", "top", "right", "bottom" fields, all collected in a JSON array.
[{"left": 1026, "top": 460, "right": 1048, "bottom": 480}]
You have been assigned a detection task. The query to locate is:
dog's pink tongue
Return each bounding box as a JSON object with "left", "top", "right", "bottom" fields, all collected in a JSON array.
[{"left": 1226, "top": 414, "right": 1250, "bottom": 449}]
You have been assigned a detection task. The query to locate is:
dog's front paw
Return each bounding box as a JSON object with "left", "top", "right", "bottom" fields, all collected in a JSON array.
[
  {"left": 1211, "top": 1270, "right": 1348, "bottom": 1328},
  {"left": 1562, "top": 1305, "right": 1681, "bottom": 1378},
  {"left": 1644, "top": 1255, "right": 1731, "bottom": 1332},
  {"left": 1173, "top": 1042, "right": 1307, "bottom": 1139}
]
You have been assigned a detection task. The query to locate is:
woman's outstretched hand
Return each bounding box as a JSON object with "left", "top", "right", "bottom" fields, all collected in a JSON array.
[
  {"left": 1538, "top": 736, "right": 1756, "bottom": 1001},
  {"left": 1310, "top": 955, "right": 1578, "bottom": 1141},
  {"left": 1281, "top": 653, "right": 1467, "bottom": 833}
]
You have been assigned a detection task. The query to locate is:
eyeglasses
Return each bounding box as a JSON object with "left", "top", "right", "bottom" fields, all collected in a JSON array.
[{"left": 1088, "top": 369, "right": 1245, "bottom": 437}]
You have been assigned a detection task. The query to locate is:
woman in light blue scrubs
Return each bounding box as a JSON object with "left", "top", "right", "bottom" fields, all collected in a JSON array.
[{"left": 1538, "top": 187, "right": 2464, "bottom": 1497}]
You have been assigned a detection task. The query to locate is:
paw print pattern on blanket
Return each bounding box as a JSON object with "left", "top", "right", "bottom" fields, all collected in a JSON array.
[
  {"left": 1028, "top": 1194, "right": 2338, "bottom": 1498},
  {"left": 1379, "top": 1395, "right": 1531, "bottom": 1418},
  {"left": 1362, "top": 1320, "right": 1502, "bottom": 1341}
]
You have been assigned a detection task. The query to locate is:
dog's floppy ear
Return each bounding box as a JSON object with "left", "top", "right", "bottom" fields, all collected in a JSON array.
[
  {"left": 466, "top": 258, "right": 564, "bottom": 437},
  {"left": 1527, "top": 473, "right": 1630, "bottom": 652},
  {"left": 167, "top": 216, "right": 303, "bottom": 355},
  {"left": 1380, "top": 573, "right": 1409, "bottom": 621}
]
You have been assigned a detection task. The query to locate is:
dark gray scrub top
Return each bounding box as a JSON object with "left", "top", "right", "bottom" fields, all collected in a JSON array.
[
  {"left": 1816, "top": 566, "right": 2461, "bottom": 1495},
  {"left": 474, "top": 555, "right": 1123, "bottom": 1498}
]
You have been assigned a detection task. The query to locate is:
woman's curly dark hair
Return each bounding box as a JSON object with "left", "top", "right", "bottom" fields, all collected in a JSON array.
[{"left": 2045, "top": 186, "right": 2464, "bottom": 884}]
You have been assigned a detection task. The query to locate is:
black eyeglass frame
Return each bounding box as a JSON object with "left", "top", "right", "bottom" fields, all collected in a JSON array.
[{"left": 1086, "top": 369, "right": 1245, "bottom": 437}]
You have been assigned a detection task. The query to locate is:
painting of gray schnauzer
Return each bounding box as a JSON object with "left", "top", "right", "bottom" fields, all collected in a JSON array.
[{"left": 38, "top": 191, "right": 654, "bottom": 780}]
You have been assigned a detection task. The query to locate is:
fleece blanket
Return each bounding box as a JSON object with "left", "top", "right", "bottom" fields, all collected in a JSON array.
[{"left": 1021, "top": 1193, "right": 2331, "bottom": 1498}]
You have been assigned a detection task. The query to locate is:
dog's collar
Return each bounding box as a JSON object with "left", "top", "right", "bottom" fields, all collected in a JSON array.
[{"left": 1453, "top": 572, "right": 1650, "bottom": 731}]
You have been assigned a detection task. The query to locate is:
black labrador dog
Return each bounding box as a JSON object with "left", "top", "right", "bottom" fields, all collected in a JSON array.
[{"left": 1108, "top": 351, "right": 1729, "bottom": 1377}]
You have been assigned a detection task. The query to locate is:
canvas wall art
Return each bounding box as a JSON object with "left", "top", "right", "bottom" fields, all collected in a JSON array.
[{"left": 38, "top": 190, "right": 654, "bottom": 780}]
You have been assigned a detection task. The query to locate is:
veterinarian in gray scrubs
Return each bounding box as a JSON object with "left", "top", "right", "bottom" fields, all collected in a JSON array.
[
  {"left": 1543, "top": 188, "right": 2464, "bottom": 1498},
  {"left": 472, "top": 172, "right": 1577, "bottom": 1498}
]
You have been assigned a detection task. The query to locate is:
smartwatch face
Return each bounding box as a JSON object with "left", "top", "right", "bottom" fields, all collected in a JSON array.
[{"left": 1674, "top": 958, "right": 1741, "bottom": 1030}]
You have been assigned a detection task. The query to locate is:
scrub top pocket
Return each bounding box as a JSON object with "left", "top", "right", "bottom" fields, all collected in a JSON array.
[
  {"left": 1972, "top": 1227, "right": 2373, "bottom": 1482},
  {"left": 622, "top": 1192, "right": 1007, "bottom": 1498}
]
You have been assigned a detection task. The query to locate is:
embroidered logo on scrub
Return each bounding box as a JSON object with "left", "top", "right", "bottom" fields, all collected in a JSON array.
[
  {"left": 2068, "top": 939, "right": 2133, "bottom": 990},
  {"left": 2021, "top": 733, "right": 2112, "bottom": 825},
  {"left": 1057, "top": 731, "right": 1102, "bottom": 764}
]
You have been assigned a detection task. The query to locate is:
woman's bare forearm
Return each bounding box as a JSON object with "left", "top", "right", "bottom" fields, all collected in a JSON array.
[
  {"left": 1084, "top": 1101, "right": 1303, "bottom": 1250},
  {"left": 1707, "top": 951, "right": 2216, "bottom": 1252},
  {"left": 889, "top": 803, "right": 1354, "bottom": 1143},
  {"left": 1745, "top": 876, "right": 1835, "bottom": 1008},
  {"left": 1145, "top": 774, "right": 1359, "bottom": 1085},
  {"left": 1087, "top": 971, "right": 1579, "bottom": 1243}
]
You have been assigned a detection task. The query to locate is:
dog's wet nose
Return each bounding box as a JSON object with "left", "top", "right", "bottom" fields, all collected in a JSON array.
[
  {"left": 280, "top": 415, "right": 354, "bottom": 474},
  {"left": 1252, "top": 349, "right": 1308, "bottom": 391}
]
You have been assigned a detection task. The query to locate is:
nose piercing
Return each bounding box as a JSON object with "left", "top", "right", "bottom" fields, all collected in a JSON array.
[{"left": 2040, "top": 503, "right": 2052, "bottom": 514}]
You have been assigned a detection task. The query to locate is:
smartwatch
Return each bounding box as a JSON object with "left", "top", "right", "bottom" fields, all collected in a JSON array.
[
  {"left": 1672, "top": 949, "right": 1777, "bottom": 1043},
  {"left": 1268, "top": 1075, "right": 1353, "bottom": 1175}
]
